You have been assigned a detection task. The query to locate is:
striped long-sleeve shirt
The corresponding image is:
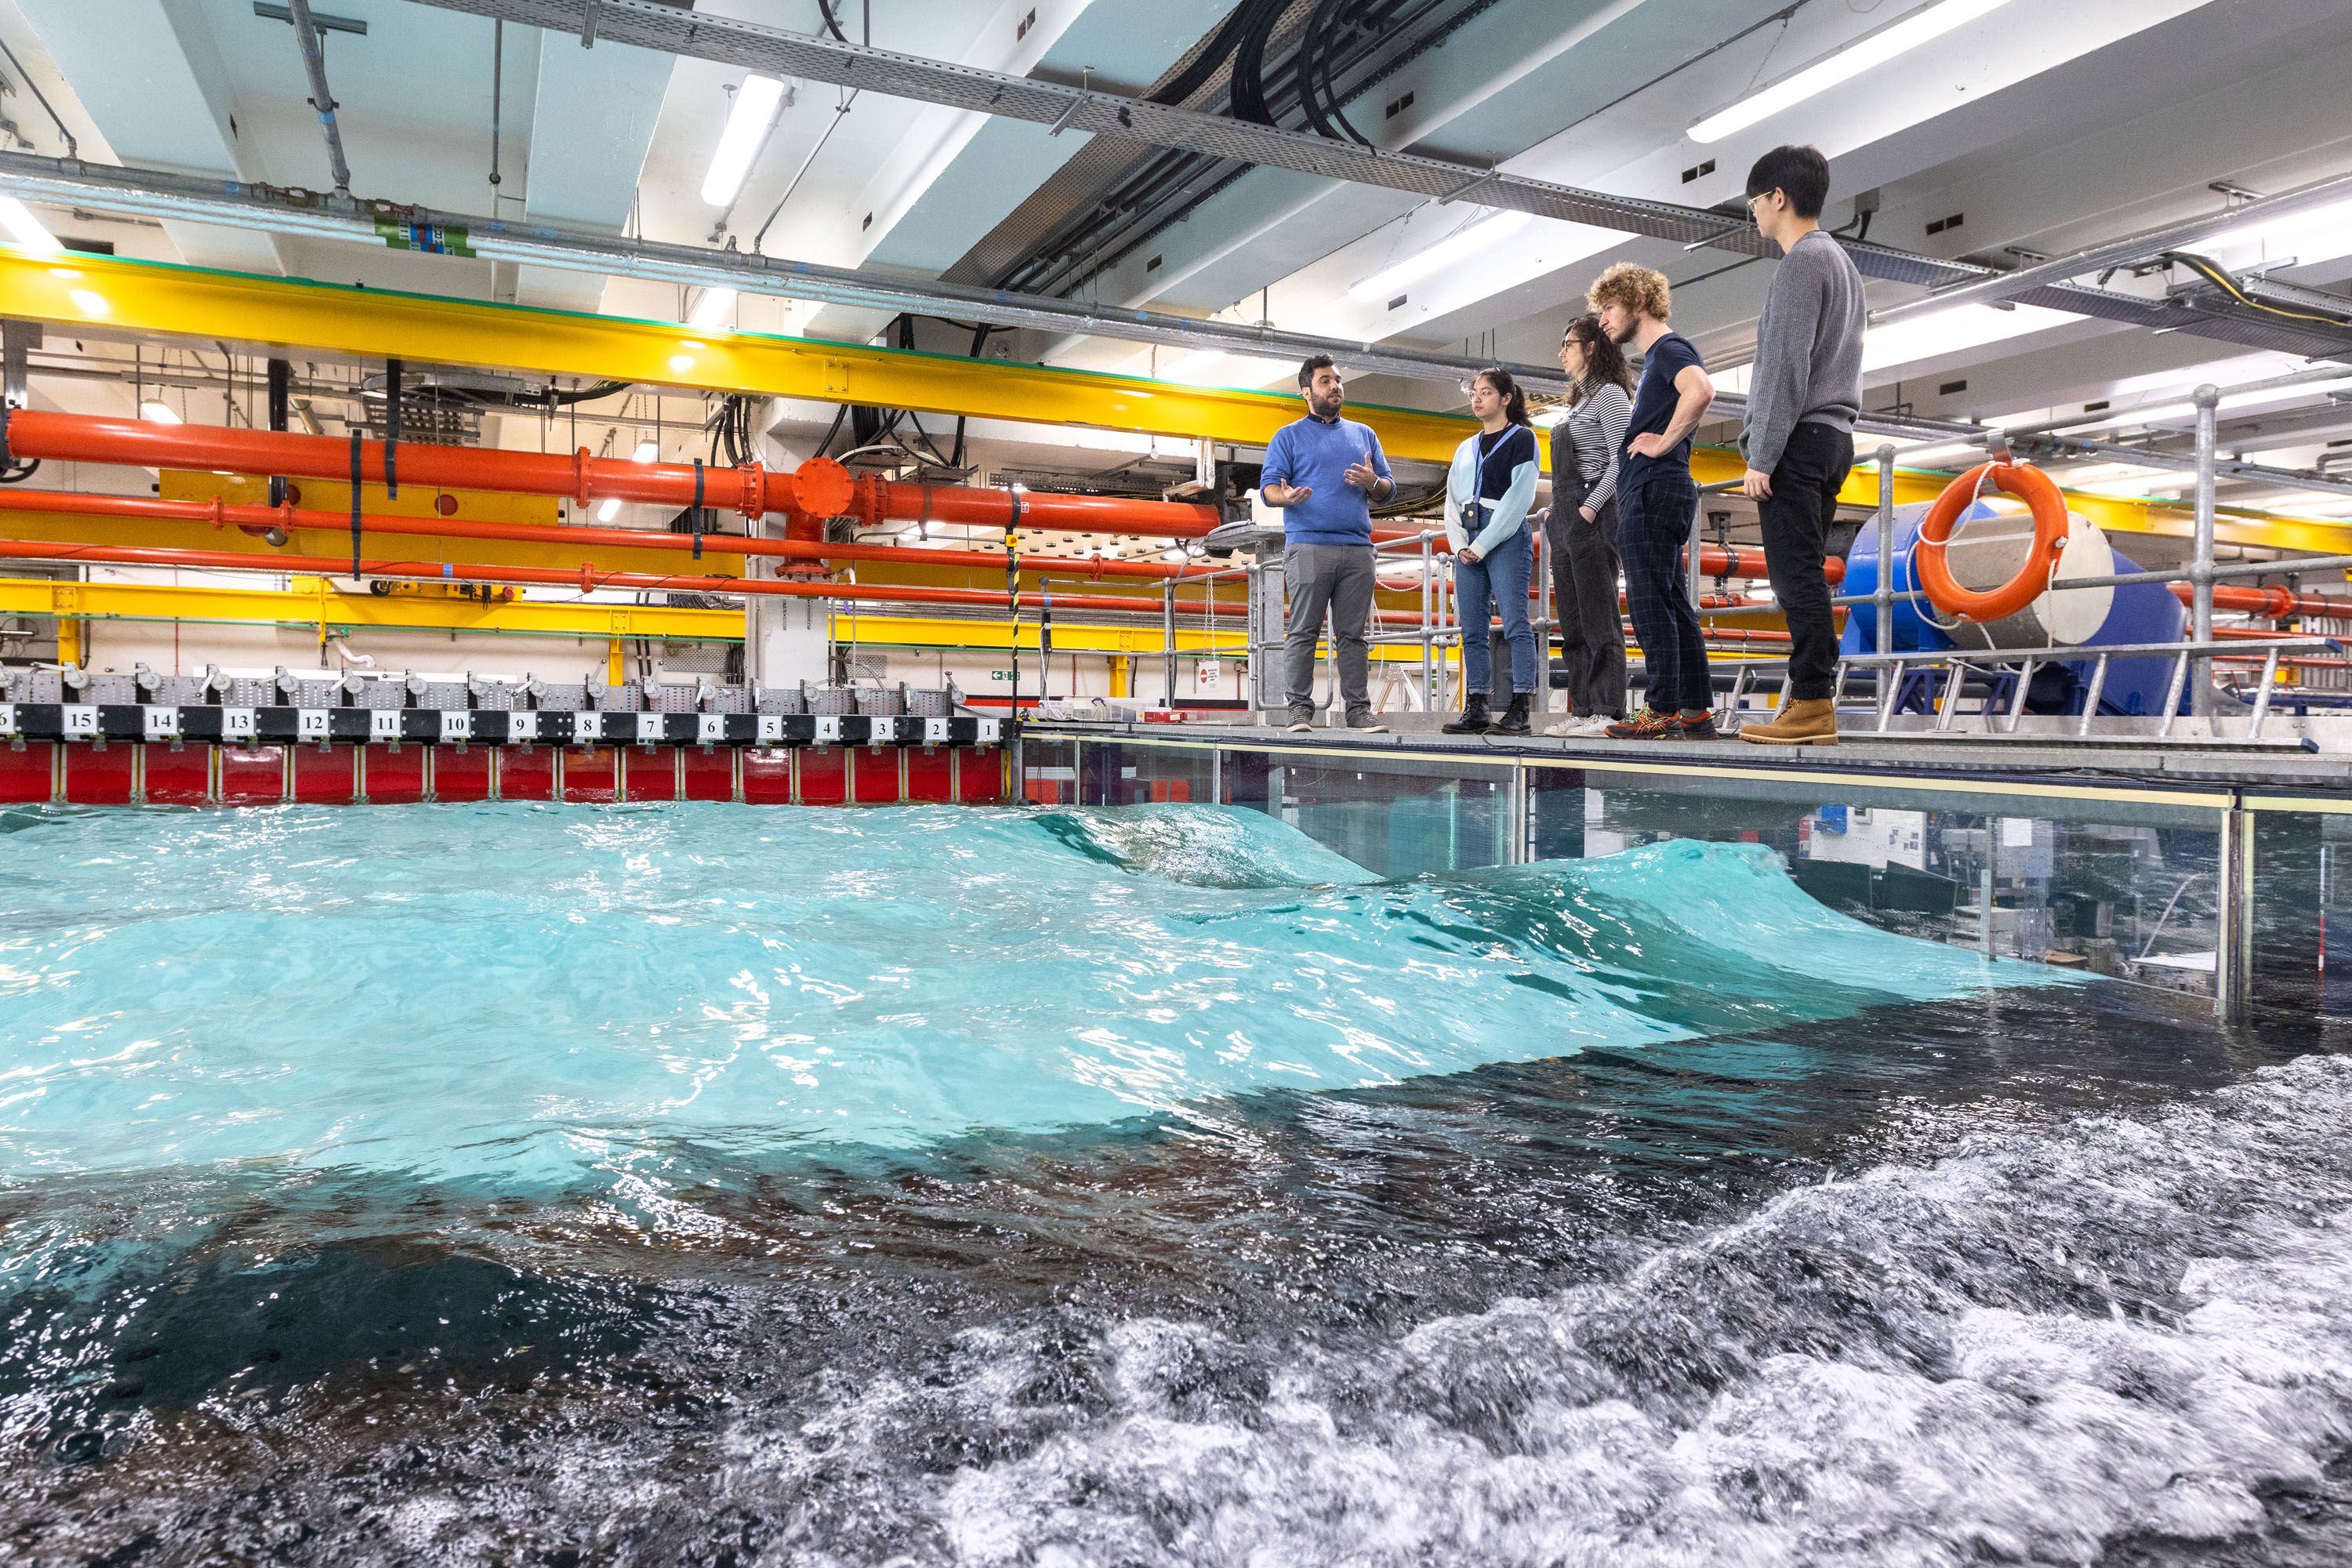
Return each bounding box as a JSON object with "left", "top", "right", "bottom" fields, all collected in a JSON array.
[{"left": 1555, "top": 380, "right": 1631, "bottom": 503}]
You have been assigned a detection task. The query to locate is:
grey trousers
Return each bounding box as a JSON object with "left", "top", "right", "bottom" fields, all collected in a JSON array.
[
  {"left": 1546, "top": 492, "right": 1627, "bottom": 718},
  {"left": 1283, "top": 542, "right": 1376, "bottom": 714}
]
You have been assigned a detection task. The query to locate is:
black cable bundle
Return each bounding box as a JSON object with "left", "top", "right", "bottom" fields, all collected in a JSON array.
[{"left": 347, "top": 430, "right": 363, "bottom": 577}]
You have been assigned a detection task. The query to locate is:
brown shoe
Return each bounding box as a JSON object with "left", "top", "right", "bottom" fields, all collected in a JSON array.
[{"left": 1739, "top": 697, "right": 1839, "bottom": 746}]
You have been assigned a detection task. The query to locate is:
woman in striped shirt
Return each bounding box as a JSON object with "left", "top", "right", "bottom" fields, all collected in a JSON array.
[{"left": 1541, "top": 314, "right": 1635, "bottom": 737}]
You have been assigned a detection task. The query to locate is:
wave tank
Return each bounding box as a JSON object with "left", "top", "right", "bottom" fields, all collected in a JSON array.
[{"left": 2, "top": 800, "right": 2349, "bottom": 1566}]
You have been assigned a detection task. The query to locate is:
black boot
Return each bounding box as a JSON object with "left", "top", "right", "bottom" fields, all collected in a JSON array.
[
  {"left": 1494, "top": 692, "right": 1531, "bottom": 735},
  {"left": 1443, "top": 693, "right": 1493, "bottom": 735}
]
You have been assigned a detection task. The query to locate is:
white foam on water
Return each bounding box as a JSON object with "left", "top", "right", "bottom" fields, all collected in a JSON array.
[{"left": 706, "top": 1053, "right": 2352, "bottom": 1566}]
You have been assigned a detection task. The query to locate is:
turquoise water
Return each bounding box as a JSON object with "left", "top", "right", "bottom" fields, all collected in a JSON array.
[
  {"left": 0, "top": 802, "right": 2049, "bottom": 1188},
  {"left": 19, "top": 802, "right": 2352, "bottom": 1566}
]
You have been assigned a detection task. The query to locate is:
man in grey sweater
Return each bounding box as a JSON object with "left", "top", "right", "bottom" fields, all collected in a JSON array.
[{"left": 1735, "top": 144, "right": 1866, "bottom": 747}]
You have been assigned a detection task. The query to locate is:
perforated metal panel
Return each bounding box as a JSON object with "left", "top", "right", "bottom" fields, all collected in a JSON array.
[
  {"left": 281, "top": 677, "right": 339, "bottom": 709},
  {"left": 468, "top": 681, "right": 523, "bottom": 712},
  {"left": 353, "top": 680, "right": 406, "bottom": 710},
  {"left": 588, "top": 682, "right": 644, "bottom": 713}
]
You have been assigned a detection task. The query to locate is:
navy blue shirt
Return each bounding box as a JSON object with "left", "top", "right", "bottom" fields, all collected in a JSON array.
[
  {"left": 1261, "top": 416, "right": 1392, "bottom": 546},
  {"left": 1471, "top": 424, "right": 1538, "bottom": 503},
  {"left": 1621, "top": 331, "right": 1706, "bottom": 484}
]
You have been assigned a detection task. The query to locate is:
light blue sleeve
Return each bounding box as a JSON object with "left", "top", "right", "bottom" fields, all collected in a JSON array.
[
  {"left": 1443, "top": 438, "right": 1475, "bottom": 554},
  {"left": 1471, "top": 455, "right": 1540, "bottom": 557}
]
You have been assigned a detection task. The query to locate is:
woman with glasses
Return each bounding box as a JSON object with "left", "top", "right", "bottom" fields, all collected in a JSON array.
[
  {"left": 1442, "top": 368, "right": 1541, "bottom": 736},
  {"left": 1541, "top": 314, "right": 1634, "bottom": 737}
]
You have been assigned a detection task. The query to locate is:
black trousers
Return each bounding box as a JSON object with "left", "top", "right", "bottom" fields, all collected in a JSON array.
[
  {"left": 1757, "top": 422, "right": 1856, "bottom": 702},
  {"left": 1545, "top": 485, "right": 1625, "bottom": 718},
  {"left": 1617, "top": 467, "right": 1708, "bottom": 715}
]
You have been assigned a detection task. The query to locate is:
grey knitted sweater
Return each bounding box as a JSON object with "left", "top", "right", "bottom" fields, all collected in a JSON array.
[{"left": 1740, "top": 228, "right": 1865, "bottom": 474}]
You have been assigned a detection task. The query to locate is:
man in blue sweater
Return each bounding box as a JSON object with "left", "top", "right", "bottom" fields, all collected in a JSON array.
[{"left": 1261, "top": 354, "right": 1395, "bottom": 731}]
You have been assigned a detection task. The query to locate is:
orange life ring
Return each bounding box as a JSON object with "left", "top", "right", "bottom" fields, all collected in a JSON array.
[{"left": 1913, "top": 461, "right": 2069, "bottom": 623}]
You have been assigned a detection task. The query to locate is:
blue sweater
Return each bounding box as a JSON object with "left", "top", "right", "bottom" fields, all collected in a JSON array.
[{"left": 1261, "top": 415, "right": 1392, "bottom": 546}]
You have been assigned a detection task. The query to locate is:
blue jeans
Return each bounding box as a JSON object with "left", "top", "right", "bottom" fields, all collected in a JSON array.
[
  {"left": 1616, "top": 469, "right": 1708, "bottom": 715},
  {"left": 1455, "top": 524, "right": 1536, "bottom": 698}
]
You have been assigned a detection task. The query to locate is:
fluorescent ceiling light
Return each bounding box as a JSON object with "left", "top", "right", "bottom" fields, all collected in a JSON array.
[
  {"left": 2208, "top": 194, "right": 2352, "bottom": 269},
  {"left": 596, "top": 498, "right": 622, "bottom": 522},
  {"left": 2047, "top": 375, "right": 2352, "bottom": 433},
  {"left": 1347, "top": 209, "right": 1532, "bottom": 303},
  {"left": 0, "top": 198, "right": 63, "bottom": 257},
  {"left": 1155, "top": 349, "right": 1295, "bottom": 388},
  {"left": 0, "top": 196, "right": 61, "bottom": 255},
  {"left": 2065, "top": 463, "right": 2183, "bottom": 496},
  {"left": 139, "top": 400, "right": 180, "bottom": 424},
  {"left": 1690, "top": 0, "right": 2023, "bottom": 143},
  {"left": 1860, "top": 302, "right": 2081, "bottom": 375},
  {"left": 701, "top": 75, "right": 786, "bottom": 207},
  {"left": 1889, "top": 441, "right": 1984, "bottom": 466},
  {"left": 686, "top": 286, "right": 738, "bottom": 331},
  {"left": 632, "top": 439, "right": 660, "bottom": 463}
]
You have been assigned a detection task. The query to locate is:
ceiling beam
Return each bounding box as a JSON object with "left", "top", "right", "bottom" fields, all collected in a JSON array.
[
  {"left": 0, "top": 149, "right": 1571, "bottom": 396},
  {"left": 394, "top": 0, "right": 2352, "bottom": 364}
]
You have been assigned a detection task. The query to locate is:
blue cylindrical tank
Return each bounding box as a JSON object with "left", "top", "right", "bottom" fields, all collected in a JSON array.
[
  {"left": 1838, "top": 501, "right": 1951, "bottom": 655},
  {"left": 1838, "top": 503, "right": 2188, "bottom": 716}
]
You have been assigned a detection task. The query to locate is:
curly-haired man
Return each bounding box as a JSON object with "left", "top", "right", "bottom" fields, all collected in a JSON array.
[{"left": 1588, "top": 263, "right": 1717, "bottom": 740}]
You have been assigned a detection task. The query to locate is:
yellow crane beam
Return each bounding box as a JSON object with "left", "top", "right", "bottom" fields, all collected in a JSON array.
[{"left": 0, "top": 249, "right": 1475, "bottom": 463}]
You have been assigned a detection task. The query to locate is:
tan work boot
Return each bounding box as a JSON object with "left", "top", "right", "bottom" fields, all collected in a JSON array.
[{"left": 1739, "top": 697, "right": 1839, "bottom": 746}]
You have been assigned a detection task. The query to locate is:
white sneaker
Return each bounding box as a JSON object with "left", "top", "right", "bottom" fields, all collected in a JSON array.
[{"left": 1543, "top": 715, "right": 1616, "bottom": 738}]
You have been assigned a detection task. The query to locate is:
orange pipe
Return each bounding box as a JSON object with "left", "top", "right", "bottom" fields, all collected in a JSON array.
[
  {"left": 2174, "top": 580, "right": 2352, "bottom": 620},
  {"left": 856, "top": 477, "right": 1218, "bottom": 540},
  {"left": 2, "top": 411, "right": 1879, "bottom": 574},
  {"left": 1, "top": 408, "right": 855, "bottom": 519},
  {"left": 0, "top": 487, "right": 1228, "bottom": 582},
  {"left": 1370, "top": 525, "right": 1844, "bottom": 586},
  {"left": 0, "top": 409, "right": 1234, "bottom": 540}
]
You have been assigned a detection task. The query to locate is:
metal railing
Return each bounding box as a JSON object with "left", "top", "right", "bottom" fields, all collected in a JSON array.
[
  {"left": 1834, "top": 637, "right": 2332, "bottom": 743},
  {"left": 1117, "top": 385, "right": 2347, "bottom": 733}
]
